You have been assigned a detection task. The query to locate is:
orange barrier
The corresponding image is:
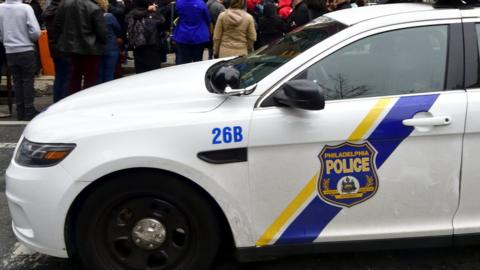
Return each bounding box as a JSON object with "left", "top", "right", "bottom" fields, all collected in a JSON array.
[{"left": 38, "top": 30, "right": 55, "bottom": 76}]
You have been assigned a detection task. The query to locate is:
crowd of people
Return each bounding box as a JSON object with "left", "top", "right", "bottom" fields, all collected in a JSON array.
[{"left": 0, "top": 0, "right": 364, "bottom": 120}]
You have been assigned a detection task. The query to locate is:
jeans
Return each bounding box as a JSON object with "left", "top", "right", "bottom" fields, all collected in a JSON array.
[
  {"left": 0, "top": 43, "right": 5, "bottom": 77},
  {"left": 52, "top": 57, "right": 71, "bottom": 103},
  {"left": 6, "top": 50, "right": 37, "bottom": 118},
  {"left": 175, "top": 43, "right": 205, "bottom": 65},
  {"left": 69, "top": 54, "right": 101, "bottom": 95},
  {"left": 98, "top": 51, "right": 119, "bottom": 83}
]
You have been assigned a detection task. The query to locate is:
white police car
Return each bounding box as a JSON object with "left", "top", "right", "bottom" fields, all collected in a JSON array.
[{"left": 6, "top": 2, "right": 480, "bottom": 269}]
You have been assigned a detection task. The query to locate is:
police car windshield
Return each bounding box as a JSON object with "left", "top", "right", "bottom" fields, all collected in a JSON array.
[{"left": 229, "top": 17, "right": 347, "bottom": 88}]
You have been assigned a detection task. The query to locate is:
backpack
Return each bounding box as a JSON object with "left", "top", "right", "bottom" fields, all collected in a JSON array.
[
  {"left": 127, "top": 13, "right": 165, "bottom": 49},
  {"left": 127, "top": 17, "right": 147, "bottom": 49},
  {"left": 144, "top": 13, "right": 165, "bottom": 48}
]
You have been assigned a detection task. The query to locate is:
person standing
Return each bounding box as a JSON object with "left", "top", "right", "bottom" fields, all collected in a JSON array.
[
  {"left": 0, "top": 42, "right": 8, "bottom": 118},
  {"left": 207, "top": 0, "right": 225, "bottom": 25},
  {"left": 213, "top": 0, "right": 256, "bottom": 58},
  {"left": 108, "top": 0, "right": 128, "bottom": 76},
  {"left": 257, "top": 2, "right": 287, "bottom": 47},
  {"left": 97, "top": 0, "right": 122, "bottom": 82},
  {"left": 206, "top": 0, "right": 225, "bottom": 58},
  {"left": 0, "top": 0, "right": 41, "bottom": 120},
  {"left": 108, "top": 0, "right": 127, "bottom": 30},
  {"left": 277, "top": 0, "right": 292, "bottom": 21},
  {"left": 327, "top": 0, "right": 350, "bottom": 10},
  {"left": 55, "top": 0, "right": 108, "bottom": 95},
  {"left": 173, "top": 0, "right": 211, "bottom": 64},
  {"left": 304, "top": 0, "right": 327, "bottom": 20},
  {"left": 126, "top": 0, "right": 166, "bottom": 73},
  {"left": 288, "top": 0, "right": 309, "bottom": 30},
  {"left": 43, "top": 0, "right": 71, "bottom": 103},
  {"left": 23, "top": 0, "right": 43, "bottom": 26},
  {"left": 0, "top": 42, "right": 5, "bottom": 86}
]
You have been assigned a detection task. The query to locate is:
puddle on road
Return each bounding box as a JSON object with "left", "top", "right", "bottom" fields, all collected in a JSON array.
[
  {"left": 1, "top": 242, "right": 71, "bottom": 270},
  {"left": 2, "top": 243, "right": 45, "bottom": 269},
  {"left": 0, "top": 143, "right": 16, "bottom": 149}
]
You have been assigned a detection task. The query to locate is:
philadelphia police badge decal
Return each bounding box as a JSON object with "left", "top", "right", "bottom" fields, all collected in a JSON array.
[{"left": 318, "top": 142, "right": 379, "bottom": 208}]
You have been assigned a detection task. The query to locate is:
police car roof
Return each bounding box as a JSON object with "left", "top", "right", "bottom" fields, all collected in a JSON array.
[{"left": 325, "top": 3, "right": 446, "bottom": 26}]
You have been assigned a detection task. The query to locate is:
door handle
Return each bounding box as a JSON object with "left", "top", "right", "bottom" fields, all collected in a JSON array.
[{"left": 402, "top": 116, "right": 452, "bottom": 127}]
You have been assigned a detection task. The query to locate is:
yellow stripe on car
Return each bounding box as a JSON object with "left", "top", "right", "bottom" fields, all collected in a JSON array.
[{"left": 255, "top": 98, "right": 393, "bottom": 247}]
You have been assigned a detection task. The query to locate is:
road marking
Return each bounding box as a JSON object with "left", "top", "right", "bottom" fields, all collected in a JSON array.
[
  {"left": 0, "top": 143, "right": 17, "bottom": 149},
  {"left": 0, "top": 121, "right": 28, "bottom": 125}
]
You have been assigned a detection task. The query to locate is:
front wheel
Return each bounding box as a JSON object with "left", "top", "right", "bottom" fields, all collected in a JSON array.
[{"left": 75, "top": 171, "right": 221, "bottom": 270}]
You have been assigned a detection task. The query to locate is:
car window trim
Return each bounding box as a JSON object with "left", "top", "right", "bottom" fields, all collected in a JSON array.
[
  {"left": 255, "top": 19, "right": 463, "bottom": 109},
  {"left": 462, "top": 20, "right": 479, "bottom": 88},
  {"left": 446, "top": 23, "right": 465, "bottom": 90}
]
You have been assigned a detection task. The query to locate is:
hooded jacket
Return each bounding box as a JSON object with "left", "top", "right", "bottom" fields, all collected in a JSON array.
[
  {"left": 213, "top": 8, "right": 256, "bottom": 58},
  {"left": 277, "top": 0, "right": 292, "bottom": 20},
  {"left": 0, "top": 0, "right": 41, "bottom": 54},
  {"left": 55, "top": 0, "right": 108, "bottom": 55}
]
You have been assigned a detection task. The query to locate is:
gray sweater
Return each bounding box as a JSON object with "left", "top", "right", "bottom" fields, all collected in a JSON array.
[{"left": 0, "top": 0, "right": 41, "bottom": 54}]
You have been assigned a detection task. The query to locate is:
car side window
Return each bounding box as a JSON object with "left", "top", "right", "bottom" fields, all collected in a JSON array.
[{"left": 296, "top": 25, "right": 448, "bottom": 100}]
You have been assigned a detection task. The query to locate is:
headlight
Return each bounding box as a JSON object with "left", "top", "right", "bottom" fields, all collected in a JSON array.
[{"left": 15, "top": 139, "right": 76, "bottom": 167}]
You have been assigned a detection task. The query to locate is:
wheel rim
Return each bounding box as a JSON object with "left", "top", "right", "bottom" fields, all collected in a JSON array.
[{"left": 101, "top": 197, "right": 191, "bottom": 270}]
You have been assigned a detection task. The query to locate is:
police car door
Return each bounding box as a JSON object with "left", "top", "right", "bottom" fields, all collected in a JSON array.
[
  {"left": 250, "top": 21, "right": 466, "bottom": 247},
  {"left": 453, "top": 11, "right": 480, "bottom": 238}
]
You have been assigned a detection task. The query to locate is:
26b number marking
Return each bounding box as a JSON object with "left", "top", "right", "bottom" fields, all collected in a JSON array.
[{"left": 212, "top": 126, "right": 243, "bottom": 144}]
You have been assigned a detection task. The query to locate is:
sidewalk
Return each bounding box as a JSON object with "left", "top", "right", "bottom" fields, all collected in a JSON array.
[{"left": 0, "top": 52, "right": 182, "bottom": 121}]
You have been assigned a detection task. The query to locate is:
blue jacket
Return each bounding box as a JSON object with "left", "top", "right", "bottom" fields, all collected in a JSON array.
[
  {"left": 173, "top": 0, "right": 211, "bottom": 45},
  {"left": 104, "top": 13, "right": 121, "bottom": 53}
]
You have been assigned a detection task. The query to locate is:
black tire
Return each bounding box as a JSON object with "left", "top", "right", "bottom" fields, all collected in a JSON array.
[{"left": 75, "top": 171, "right": 221, "bottom": 270}]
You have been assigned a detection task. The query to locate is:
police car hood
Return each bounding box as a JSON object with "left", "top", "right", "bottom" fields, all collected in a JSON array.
[
  {"left": 45, "top": 60, "right": 226, "bottom": 115},
  {"left": 24, "top": 60, "right": 227, "bottom": 142}
]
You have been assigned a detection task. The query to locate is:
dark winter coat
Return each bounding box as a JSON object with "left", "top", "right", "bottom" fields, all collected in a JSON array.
[
  {"left": 42, "top": 0, "right": 63, "bottom": 58},
  {"left": 55, "top": 0, "right": 108, "bottom": 55},
  {"left": 126, "top": 7, "right": 166, "bottom": 48},
  {"left": 26, "top": 0, "right": 43, "bottom": 26},
  {"left": 335, "top": 1, "right": 351, "bottom": 10},
  {"left": 108, "top": 0, "right": 127, "bottom": 37},
  {"left": 289, "top": 1, "right": 309, "bottom": 31},
  {"left": 126, "top": 5, "right": 165, "bottom": 72},
  {"left": 304, "top": 0, "right": 327, "bottom": 20},
  {"left": 108, "top": 0, "right": 126, "bottom": 20},
  {"left": 258, "top": 3, "right": 286, "bottom": 47}
]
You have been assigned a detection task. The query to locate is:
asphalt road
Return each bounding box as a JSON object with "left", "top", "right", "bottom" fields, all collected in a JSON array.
[{"left": 2, "top": 124, "right": 480, "bottom": 270}]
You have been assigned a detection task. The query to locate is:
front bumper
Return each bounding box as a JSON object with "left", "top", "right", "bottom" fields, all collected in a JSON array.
[{"left": 5, "top": 160, "right": 89, "bottom": 258}]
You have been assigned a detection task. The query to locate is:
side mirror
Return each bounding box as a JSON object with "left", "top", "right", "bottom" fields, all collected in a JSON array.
[
  {"left": 207, "top": 64, "right": 256, "bottom": 96},
  {"left": 211, "top": 65, "right": 241, "bottom": 93},
  {"left": 273, "top": 80, "right": 325, "bottom": 110}
]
